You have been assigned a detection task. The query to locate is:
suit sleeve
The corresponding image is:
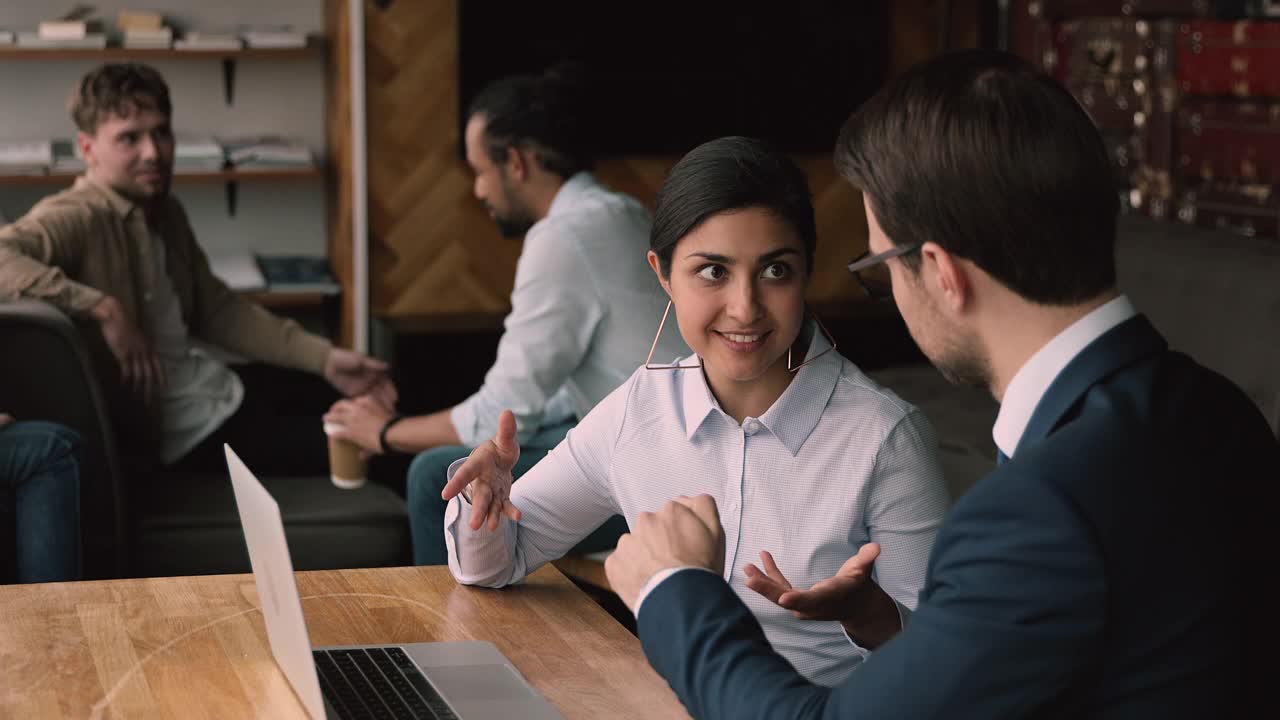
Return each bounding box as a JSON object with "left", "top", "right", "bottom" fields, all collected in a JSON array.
[{"left": 637, "top": 469, "right": 1106, "bottom": 720}]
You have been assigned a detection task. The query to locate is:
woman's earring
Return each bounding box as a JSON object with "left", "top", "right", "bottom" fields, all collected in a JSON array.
[
  {"left": 645, "top": 300, "right": 702, "bottom": 370},
  {"left": 787, "top": 311, "right": 837, "bottom": 373}
]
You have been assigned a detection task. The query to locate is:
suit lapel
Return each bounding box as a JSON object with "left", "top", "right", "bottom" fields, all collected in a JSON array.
[{"left": 1016, "top": 315, "right": 1168, "bottom": 454}]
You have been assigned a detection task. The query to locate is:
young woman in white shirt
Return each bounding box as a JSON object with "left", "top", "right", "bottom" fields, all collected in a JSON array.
[{"left": 439, "top": 136, "right": 950, "bottom": 685}]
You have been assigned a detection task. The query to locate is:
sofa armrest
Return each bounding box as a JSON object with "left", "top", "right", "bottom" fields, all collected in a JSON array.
[{"left": 0, "top": 299, "right": 128, "bottom": 577}]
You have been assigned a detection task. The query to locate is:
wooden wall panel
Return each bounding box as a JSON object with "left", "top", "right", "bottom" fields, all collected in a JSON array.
[
  {"left": 325, "top": 0, "right": 355, "bottom": 347},
  {"left": 334, "top": 0, "right": 980, "bottom": 331},
  {"left": 363, "top": 0, "right": 521, "bottom": 324}
]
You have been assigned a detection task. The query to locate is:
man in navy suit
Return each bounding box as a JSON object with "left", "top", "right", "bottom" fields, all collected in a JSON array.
[{"left": 604, "top": 50, "right": 1278, "bottom": 718}]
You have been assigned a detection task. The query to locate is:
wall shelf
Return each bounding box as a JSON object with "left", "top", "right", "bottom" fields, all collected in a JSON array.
[
  {"left": 0, "top": 39, "right": 324, "bottom": 104},
  {"left": 241, "top": 289, "right": 337, "bottom": 309},
  {"left": 0, "top": 43, "right": 321, "bottom": 61},
  {"left": 0, "top": 167, "right": 319, "bottom": 185},
  {"left": 0, "top": 167, "right": 322, "bottom": 216}
]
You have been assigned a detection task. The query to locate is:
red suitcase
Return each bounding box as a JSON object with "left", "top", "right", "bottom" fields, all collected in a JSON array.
[
  {"left": 1174, "top": 180, "right": 1280, "bottom": 236},
  {"left": 1176, "top": 97, "right": 1280, "bottom": 182},
  {"left": 1177, "top": 20, "right": 1280, "bottom": 97}
]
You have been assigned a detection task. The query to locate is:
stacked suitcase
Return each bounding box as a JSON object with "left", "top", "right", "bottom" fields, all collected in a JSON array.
[{"left": 1015, "top": 0, "right": 1280, "bottom": 238}]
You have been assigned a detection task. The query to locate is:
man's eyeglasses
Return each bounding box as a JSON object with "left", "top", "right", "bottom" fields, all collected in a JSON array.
[{"left": 847, "top": 242, "right": 922, "bottom": 300}]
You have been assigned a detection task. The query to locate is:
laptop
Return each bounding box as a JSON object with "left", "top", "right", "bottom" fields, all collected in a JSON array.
[{"left": 223, "top": 445, "right": 562, "bottom": 720}]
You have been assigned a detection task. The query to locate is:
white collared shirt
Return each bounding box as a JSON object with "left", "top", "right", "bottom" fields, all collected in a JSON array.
[
  {"left": 449, "top": 172, "right": 686, "bottom": 447},
  {"left": 444, "top": 335, "right": 950, "bottom": 686},
  {"left": 146, "top": 232, "right": 243, "bottom": 464},
  {"left": 993, "top": 295, "right": 1137, "bottom": 458}
]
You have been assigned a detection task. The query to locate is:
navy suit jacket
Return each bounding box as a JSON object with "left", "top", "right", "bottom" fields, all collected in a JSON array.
[{"left": 638, "top": 315, "right": 1278, "bottom": 719}]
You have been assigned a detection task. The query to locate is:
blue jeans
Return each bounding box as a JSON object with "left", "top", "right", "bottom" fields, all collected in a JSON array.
[
  {"left": 407, "top": 420, "right": 628, "bottom": 565},
  {"left": 0, "top": 420, "right": 81, "bottom": 583}
]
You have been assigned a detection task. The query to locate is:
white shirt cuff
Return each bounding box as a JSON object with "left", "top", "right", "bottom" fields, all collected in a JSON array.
[
  {"left": 443, "top": 458, "right": 517, "bottom": 586},
  {"left": 633, "top": 566, "right": 720, "bottom": 618}
]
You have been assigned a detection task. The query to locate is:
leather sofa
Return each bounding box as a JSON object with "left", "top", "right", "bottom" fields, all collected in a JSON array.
[{"left": 0, "top": 300, "right": 410, "bottom": 580}]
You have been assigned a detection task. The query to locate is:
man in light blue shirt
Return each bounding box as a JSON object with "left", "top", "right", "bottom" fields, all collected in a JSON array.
[{"left": 324, "top": 65, "right": 685, "bottom": 564}]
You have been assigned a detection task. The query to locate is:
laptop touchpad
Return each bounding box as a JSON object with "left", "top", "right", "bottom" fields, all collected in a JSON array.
[{"left": 429, "top": 664, "right": 535, "bottom": 701}]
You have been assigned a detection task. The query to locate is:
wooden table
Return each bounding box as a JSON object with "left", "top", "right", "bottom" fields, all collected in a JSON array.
[{"left": 0, "top": 566, "right": 689, "bottom": 719}]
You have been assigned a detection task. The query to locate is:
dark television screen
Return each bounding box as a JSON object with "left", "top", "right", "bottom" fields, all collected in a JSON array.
[{"left": 458, "top": 1, "right": 891, "bottom": 155}]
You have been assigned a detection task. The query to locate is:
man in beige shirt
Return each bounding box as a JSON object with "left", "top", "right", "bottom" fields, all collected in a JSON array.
[{"left": 0, "top": 63, "right": 394, "bottom": 475}]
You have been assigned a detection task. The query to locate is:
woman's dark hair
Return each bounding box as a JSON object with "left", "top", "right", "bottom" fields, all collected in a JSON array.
[
  {"left": 466, "top": 62, "right": 594, "bottom": 179},
  {"left": 835, "top": 49, "right": 1118, "bottom": 305},
  {"left": 651, "top": 136, "right": 816, "bottom": 277}
]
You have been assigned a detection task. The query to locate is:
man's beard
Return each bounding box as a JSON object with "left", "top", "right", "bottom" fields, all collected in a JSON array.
[
  {"left": 489, "top": 174, "right": 537, "bottom": 238},
  {"left": 112, "top": 168, "right": 171, "bottom": 204},
  {"left": 492, "top": 210, "right": 536, "bottom": 238},
  {"left": 931, "top": 333, "right": 992, "bottom": 390},
  {"left": 935, "top": 350, "right": 991, "bottom": 389},
  {"left": 908, "top": 312, "right": 992, "bottom": 390}
]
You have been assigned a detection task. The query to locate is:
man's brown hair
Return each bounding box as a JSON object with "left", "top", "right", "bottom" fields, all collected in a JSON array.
[
  {"left": 69, "top": 63, "right": 172, "bottom": 134},
  {"left": 835, "top": 49, "right": 1118, "bottom": 305}
]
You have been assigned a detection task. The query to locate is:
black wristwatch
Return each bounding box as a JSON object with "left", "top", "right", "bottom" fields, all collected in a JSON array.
[{"left": 378, "top": 414, "right": 406, "bottom": 454}]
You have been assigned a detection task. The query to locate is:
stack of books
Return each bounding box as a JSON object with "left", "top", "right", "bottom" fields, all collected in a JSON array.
[
  {"left": 17, "top": 6, "right": 106, "bottom": 49},
  {"left": 0, "top": 141, "right": 53, "bottom": 175},
  {"left": 51, "top": 139, "right": 85, "bottom": 174},
  {"left": 174, "top": 29, "right": 242, "bottom": 51},
  {"left": 241, "top": 26, "right": 307, "bottom": 49},
  {"left": 207, "top": 249, "right": 267, "bottom": 291},
  {"left": 175, "top": 137, "right": 226, "bottom": 171},
  {"left": 221, "top": 135, "right": 313, "bottom": 169},
  {"left": 256, "top": 255, "right": 339, "bottom": 293},
  {"left": 117, "top": 9, "right": 171, "bottom": 49},
  {"left": 207, "top": 250, "right": 338, "bottom": 294}
]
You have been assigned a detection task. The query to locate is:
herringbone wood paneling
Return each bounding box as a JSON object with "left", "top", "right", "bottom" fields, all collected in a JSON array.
[{"left": 362, "top": 0, "right": 522, "bottom": 325}]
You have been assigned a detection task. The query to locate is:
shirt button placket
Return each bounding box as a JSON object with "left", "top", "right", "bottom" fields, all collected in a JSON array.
[{"left": 723, "top": 425, "right": 746, "bottom": 579}]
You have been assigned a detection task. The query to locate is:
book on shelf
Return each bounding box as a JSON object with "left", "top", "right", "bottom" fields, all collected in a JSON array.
[
  {"left": 51, "top": 139, "right": 85, "bottom": 174},
  {"left": 208, "top": 250, "right": 338, "bottom": 294},
  {"left": 220, "top": 135, "right": 313, "bottom": 168},
  {"left": 174, "top": 136, "right": 226, "bottom": 170},
  {"left": 123, "top": 27, "right": 172, "bottom": 49},
  {"left": 38, "top": 20, "right": 88, "bottom": 39},
  {"left": 207, "top": 249, "right": 267, "bottom": 291},
  {"left": 241, "top": 25, "right": 307, "bottom": 49},
  {"left": 255, "top": 254, "right": 339, "bottom": 294},
  {"left": 38, "top": 4, "right": 101, "bottom": 40},
  {"left": 0, "top": 140, "right": 53, "bottom": 174},
  {"left": 175, "top": 30, "right": 242, "bottom": 51},
  {"left": 116, "top": 9, "right": 163, "bottom": 31},
  {"left": 16, "top": 32, "right": 107, "bottom": 49}
]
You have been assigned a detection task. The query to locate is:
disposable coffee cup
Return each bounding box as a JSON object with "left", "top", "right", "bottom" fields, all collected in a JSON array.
[{"left": 323, "top": 422, "right": 367, "bottom": 489}]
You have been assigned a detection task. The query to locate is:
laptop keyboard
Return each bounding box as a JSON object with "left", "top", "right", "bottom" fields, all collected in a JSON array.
[{"left": 313, "top": 647, "right": 459, "bottom": 720}]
